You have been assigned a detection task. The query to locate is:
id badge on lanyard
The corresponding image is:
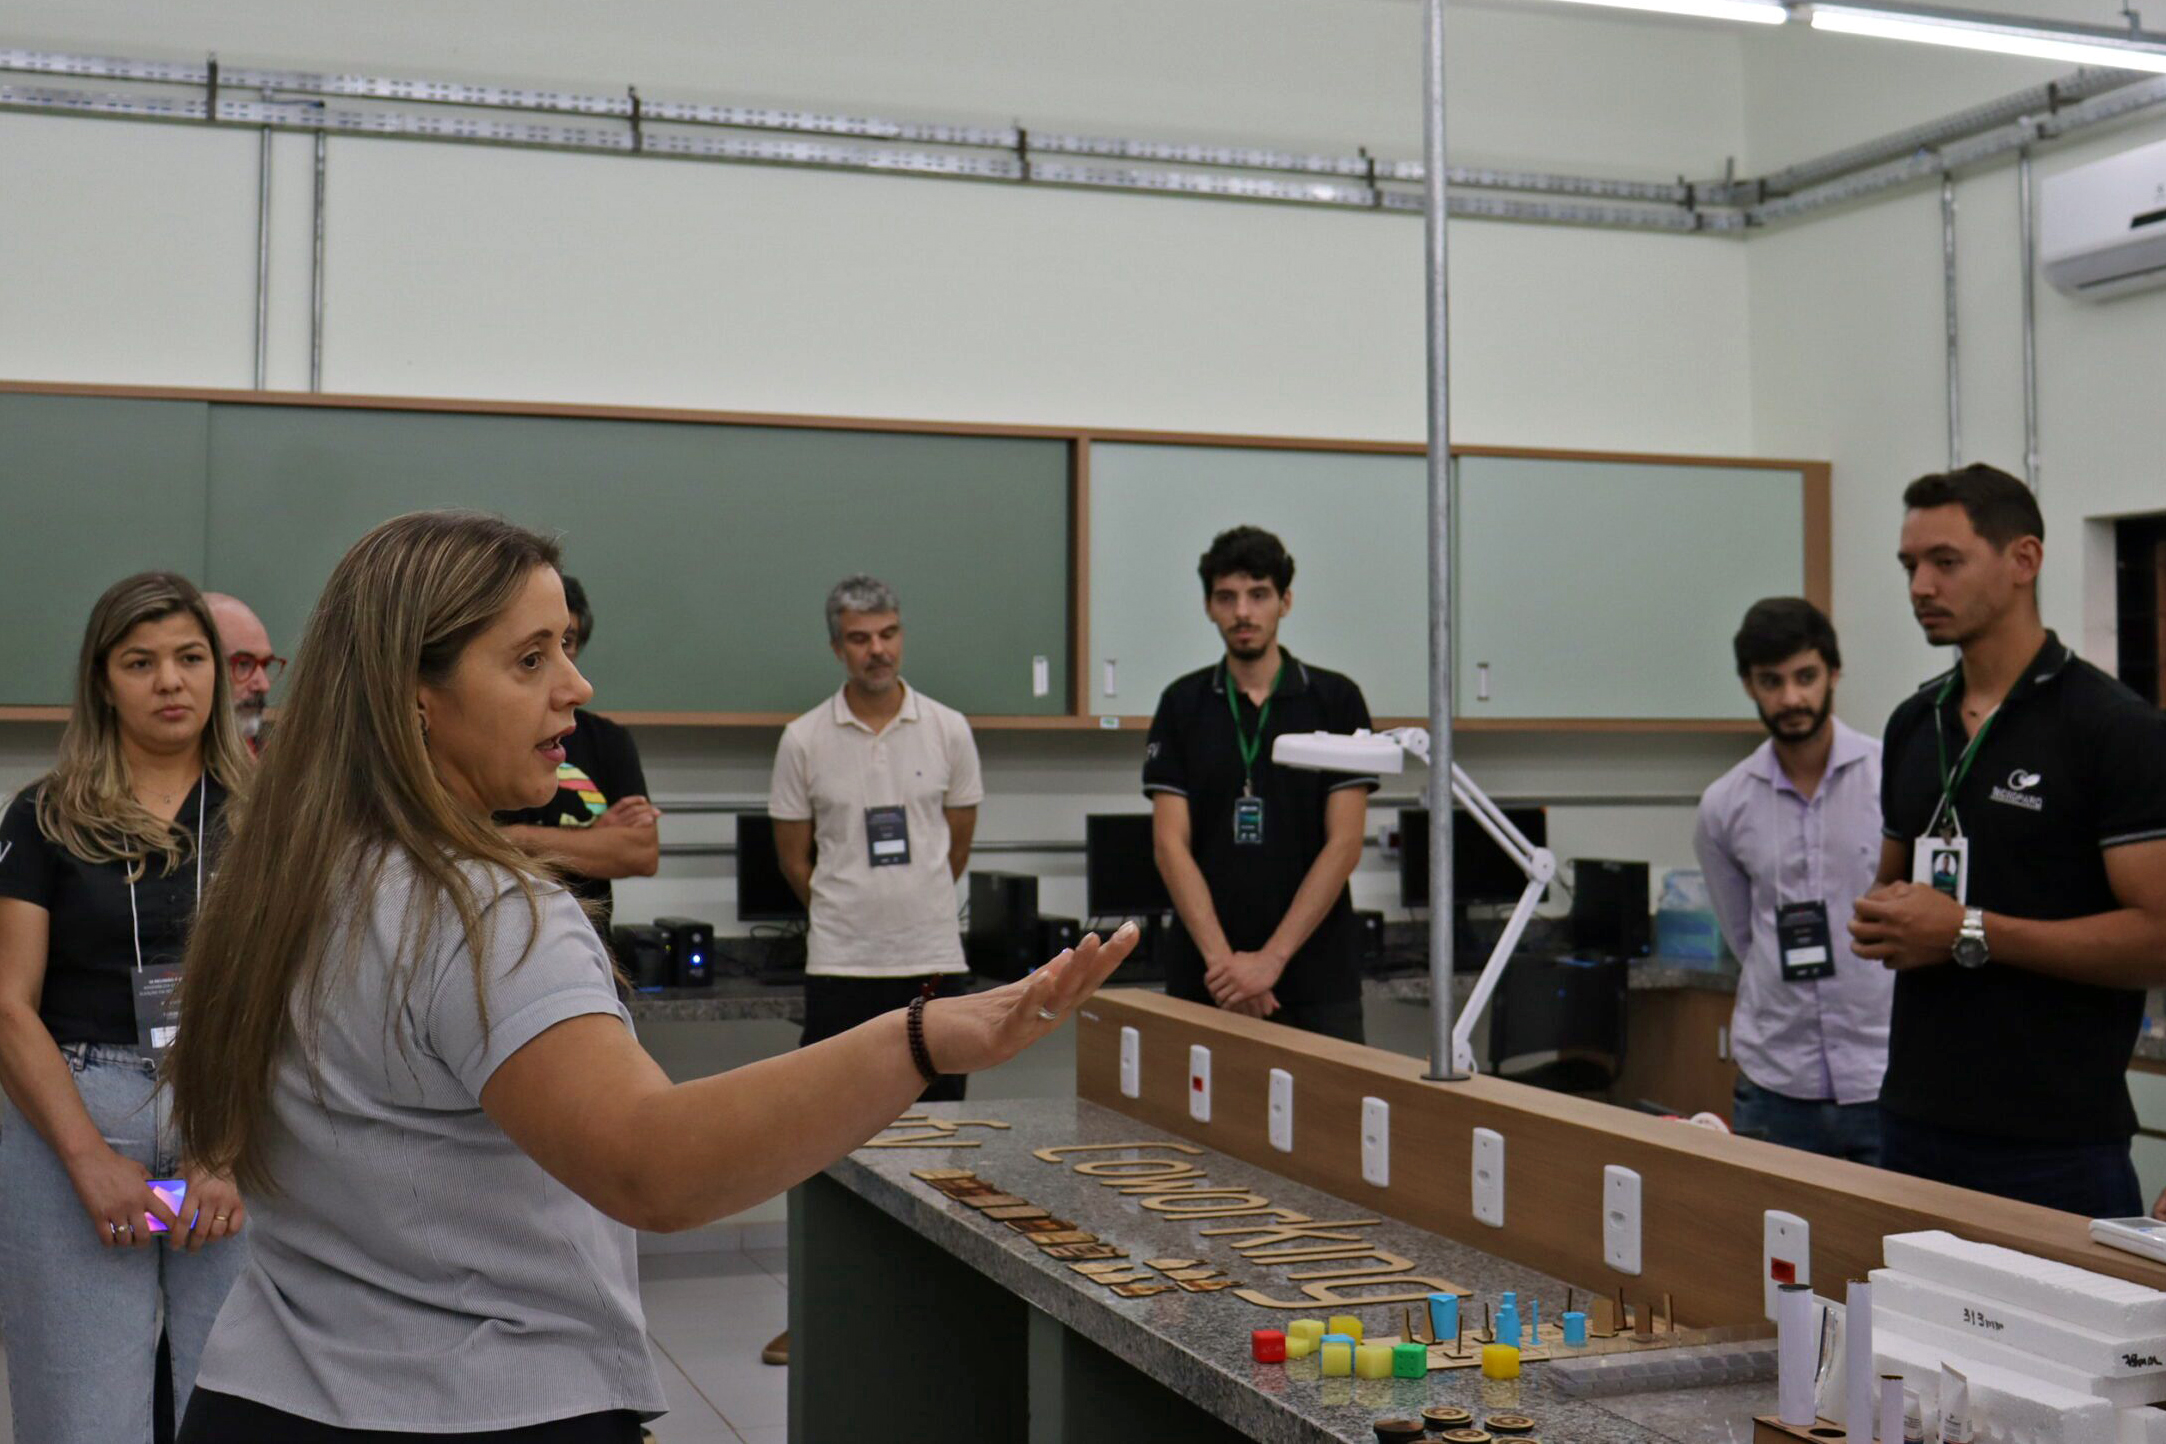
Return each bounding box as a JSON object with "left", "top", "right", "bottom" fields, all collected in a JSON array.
[
  {"left": 866, "top": 805, "right": 912, "bottom": 867},
  {"left": 129, "top": 784, "right": 204, "bottom": 1061},
  {"left": 1918, "top": 677, "right": 1990, "bottom": 905},
  {"left": 131, "top": 966, "right": 184, "bottom": 1061},
  {"left": 1775, "top": 900, "right": 1836, "bottom": 983},
  {"left": 1226, "top": 662, "right": 1280, "bottom": 849}
]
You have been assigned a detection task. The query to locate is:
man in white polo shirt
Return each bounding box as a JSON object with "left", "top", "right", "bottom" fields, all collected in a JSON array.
[
  {"left": 769, "top": 574, "right": 983, "bottom": 1101},
  {"left": 762, "top": 575, "right": 982, "bottom": 1369}
]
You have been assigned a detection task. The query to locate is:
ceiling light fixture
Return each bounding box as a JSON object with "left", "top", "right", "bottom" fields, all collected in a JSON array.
[
  {"left": 1535, "top": 0, "right": 1788, "bottom": 24},
  {"left": 1806, "top": 1, "right": 2166, "bottom": 72}
]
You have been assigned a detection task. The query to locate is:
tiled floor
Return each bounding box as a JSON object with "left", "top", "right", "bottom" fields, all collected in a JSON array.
[{"left": 0, "top": 1247, "right": 790, "bottom": 1444}]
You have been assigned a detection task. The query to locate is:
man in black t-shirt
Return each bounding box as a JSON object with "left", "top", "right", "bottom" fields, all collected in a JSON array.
[
  {"left": 1144, "top": 527, "right": 1377, "bottom": 1043},
  {"left": 1850, "top": 465, "right": 2166, "bottom": 1219},
  {"left": 498, "top": 577, "right": 659, "bottom": 945}
]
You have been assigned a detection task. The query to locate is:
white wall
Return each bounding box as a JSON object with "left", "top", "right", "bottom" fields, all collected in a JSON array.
[{"left": 0, "top": 0, "right": 1766, "bottom": 944}]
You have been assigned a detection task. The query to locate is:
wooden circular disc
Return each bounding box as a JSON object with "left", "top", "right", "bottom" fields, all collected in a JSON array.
[
  {"left": 1484, "top": 1415, "right": 1537, "bottom": 1435},
  {"left": 1422, "top": 1406, "right": 1474, "bottom": 1427},
  {"left": 1440, "top": 1431, "right": 1493, "bottom": 1444}
]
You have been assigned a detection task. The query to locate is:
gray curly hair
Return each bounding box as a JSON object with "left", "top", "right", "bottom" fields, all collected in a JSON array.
[{"left": 825, "top": 574, "right": 900, "bottom": 643}]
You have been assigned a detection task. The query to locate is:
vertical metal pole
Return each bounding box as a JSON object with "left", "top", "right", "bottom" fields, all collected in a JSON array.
[
  {"left": 1421, "top": 0, "right": 1462, "bottom": 1083},
  {"left": 2018, "top": 147, "right": 2040, "bottom": 494},
  {"left": 1940, "top": 173, "right": 1960, "bottom": 470},
  {"left": 253, "top": 101, "right": 272, "bottom": 391},
  {"left": 310, "top": 130, "right": 327, "bottom": 393}
]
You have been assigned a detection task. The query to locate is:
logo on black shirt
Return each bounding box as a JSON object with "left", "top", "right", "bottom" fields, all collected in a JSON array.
[{"left": 1989, "top": 768, "right": 2044, "bottom": 812}]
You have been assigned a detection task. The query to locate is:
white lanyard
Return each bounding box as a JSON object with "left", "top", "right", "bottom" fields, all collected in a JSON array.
[{"left": 129, "top": 782, "right": 206, "bottom": 973}]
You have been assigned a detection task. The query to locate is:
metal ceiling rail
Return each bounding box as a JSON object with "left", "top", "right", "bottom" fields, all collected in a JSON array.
[
  {"left": 0, "top": 45, "right": 1705, "bottom": 208},
  {"left": 1753, "top": 64, "right": 2142, "bottom": 197},
  {"left": 0, "top": 79, "right": 1712, "bottom": 230},
  {"left": 5, "top": 44, "right": 2166, "bottom": 233},
  {"left": 1749, "top": 72, "right": 2166, "bottom": 222}
]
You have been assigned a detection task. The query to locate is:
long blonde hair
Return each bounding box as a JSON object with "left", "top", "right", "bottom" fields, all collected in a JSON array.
[
  {"left": 37, "top": 572, "right": 251, "bottom": 879},
  {"left": 172, "top": 512, "right": 563, "bottom": 1194}
]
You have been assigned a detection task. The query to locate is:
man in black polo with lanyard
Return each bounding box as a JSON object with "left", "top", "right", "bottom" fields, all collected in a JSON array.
[
  {"left": 1851, "top": 464, "right": 2166, "bottom": 1218},
  {"left": 1145, "top": 526, "right": 1377, "bottom": 1042}
]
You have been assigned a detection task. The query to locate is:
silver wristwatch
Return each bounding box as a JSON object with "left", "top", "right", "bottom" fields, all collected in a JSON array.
[{"left": 1952, "top": 907, "right": 1989, "bottom": 969}]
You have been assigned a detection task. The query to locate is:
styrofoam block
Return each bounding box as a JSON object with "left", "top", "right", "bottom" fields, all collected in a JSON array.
[
  {"left": 1886, "top": 1232, "right": 2166, "bottom": 1338},
  {"left": 1875, "top": 1268, "right": 2166, "bottom": 1383},
  {"left": 1879, "top": 1306, "right": 2165, "bottom": 1409},
  {"left": 1877, "top": 1326, "right": 2118, "bottom": 1444},
  {"left": 2121, "top": 1406, "right": 2166, "bottom": 1444}
]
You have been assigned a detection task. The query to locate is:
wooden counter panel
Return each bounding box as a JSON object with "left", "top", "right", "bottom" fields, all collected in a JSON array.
[
  {"left": 1615, "top": 987, "right": 1740, "bottom": 1119},
  {"left": 1076, "top": 988, "right": 2166, "bottom": 1328}
]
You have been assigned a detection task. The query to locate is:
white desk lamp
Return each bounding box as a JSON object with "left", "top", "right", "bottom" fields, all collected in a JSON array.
[{"left": 1273, "top": 727, "right": 1556, "bottom": 1075}]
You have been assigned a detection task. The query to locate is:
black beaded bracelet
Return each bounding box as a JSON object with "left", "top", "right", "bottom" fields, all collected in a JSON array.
[{"left": 906, "top": 986, "right": 939, "bottom": 1084}]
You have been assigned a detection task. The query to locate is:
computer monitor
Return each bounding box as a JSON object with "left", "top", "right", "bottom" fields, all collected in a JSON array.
[
  {"left": 735, "top": 812, "right": 809, "bottom": 924},
  {"left": 1085, "top": 814, "right": 1173, "bottom": 919},
  {"left": 1398, "top": 806, "right": 1549, "bottom": 910}
]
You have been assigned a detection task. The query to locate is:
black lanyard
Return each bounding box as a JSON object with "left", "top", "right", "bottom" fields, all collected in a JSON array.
[
  {"left": 1929, "top": 672, "right": 1999, "bottom": 839},
  {"left": 1224, "top": 662, "right": 1282, "bottom": 796}
]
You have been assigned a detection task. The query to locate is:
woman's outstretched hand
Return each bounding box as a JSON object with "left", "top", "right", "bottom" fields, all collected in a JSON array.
[{"left": 921, "top": 921, "right": 1141, "bottom": 1076}]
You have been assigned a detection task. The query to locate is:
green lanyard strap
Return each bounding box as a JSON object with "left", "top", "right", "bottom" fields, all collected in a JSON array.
[
  {"left": 1225, "top": 662, "right": 1283, "bottom": 790},
  {"left": 1930, "top": 671, "right": 1998, "bottom": 838}
]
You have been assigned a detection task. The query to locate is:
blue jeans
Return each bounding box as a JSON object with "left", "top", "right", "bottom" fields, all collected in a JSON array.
[
  {"left": 1880, "top": 1108, "right": 2143, "bottom": 1218},
  {"left": 1732, "top": 1075, "right": 1883, "bottom": 1165},
  {"left": 0, "top": 1043, "right": 249, "bottom": 1444}
]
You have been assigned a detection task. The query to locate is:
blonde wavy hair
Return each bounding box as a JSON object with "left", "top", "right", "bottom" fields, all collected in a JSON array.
[
  {"left": 172, "top": 511, "right": 564, "bottom": 1194},
  {"left": 37, "top": 572, "right": 251, "bottom": 879}
]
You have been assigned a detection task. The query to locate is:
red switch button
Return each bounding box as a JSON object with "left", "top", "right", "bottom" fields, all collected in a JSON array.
[{"left": 1770, "top": 1259, "right": 1797, "bottom": 1284}]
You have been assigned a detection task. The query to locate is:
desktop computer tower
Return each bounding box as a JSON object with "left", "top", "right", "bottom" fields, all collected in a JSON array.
[
  {"left": 966, "top": 872, "right": 1041, "bottom": 981},
  {"left": 652, "top": 916, "right": 716, "bottom": 988},
  {"left": 612, "top": 923, "right": 673, "bottom": 991},
  {"left": 1568, "top": 860, "right": 1651, "bottom": 961}
]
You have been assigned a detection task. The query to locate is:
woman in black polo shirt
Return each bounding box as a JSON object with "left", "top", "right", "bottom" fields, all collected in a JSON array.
[{"left": 0, "top": 572, "right": 253, "bottom": 1444}]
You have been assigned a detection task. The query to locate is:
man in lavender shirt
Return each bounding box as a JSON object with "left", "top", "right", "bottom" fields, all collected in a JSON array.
[{"left": 1694, "top": 598, "right": 1891, "bottom": 1163}]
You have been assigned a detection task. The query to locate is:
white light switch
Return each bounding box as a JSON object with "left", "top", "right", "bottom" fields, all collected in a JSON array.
[
  {"left": 1119, "top": 1026, "right": 1141, "bottom": 1099},
  {"left": 1604, "top": 1165, "right": 1643, "bottom": 1275},
  {"left": 1268, "top": 1068, "right": 1294, "bottom": 1152},
  {"left": 1031, "top": 654, "right": 1050, "bottom": 697},
  {"left": 1361, "top": 1097, "right": 1390, "bottom": 1187},
  {"left": 1764, "top": 1210, "right": 1811, "bottom": 1322},
  {"left": 1472, "top": 1127, "right": 1506, "bottom": 1227},
  {"left": 1188, "top": 1044, "right": 1211, "bottom": 1123},
  {"left": 1103, "top": 659, "right": 1118, "bottom": 698}
]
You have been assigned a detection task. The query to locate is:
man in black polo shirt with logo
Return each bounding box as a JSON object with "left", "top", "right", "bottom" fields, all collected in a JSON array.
[
  {"left": 1851, "top": 464, "right": 2166, "bottom": 1218},
  {"left": 1144, "top": 526, "right": 1377, "bottom": 1043}
]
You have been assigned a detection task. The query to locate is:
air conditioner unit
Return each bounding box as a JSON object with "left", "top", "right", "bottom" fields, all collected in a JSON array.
[{"left": 2040, "top": 136, "right": 2166, "bottom": 301}]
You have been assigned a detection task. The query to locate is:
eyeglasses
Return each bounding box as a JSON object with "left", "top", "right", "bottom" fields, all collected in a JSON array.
[{"left": 228, "top": 652, "right": 288, "bottom": 684}]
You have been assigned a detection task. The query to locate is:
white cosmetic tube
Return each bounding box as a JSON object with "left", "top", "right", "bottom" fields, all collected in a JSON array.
[
  {"left": 1778, "top": 1282, "right": 1818, "bottom": 1426},
  {"left": 1846, "top": 1281, "right": 1874, "bottom": 1435}
]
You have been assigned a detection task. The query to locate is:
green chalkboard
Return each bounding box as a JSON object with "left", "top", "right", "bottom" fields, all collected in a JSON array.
[
  {"left": 0, "top": 394, "right": 212, "bottom": 705},
  {"left": 0, "top": 394, "right": 1071, "bottom": 715}
]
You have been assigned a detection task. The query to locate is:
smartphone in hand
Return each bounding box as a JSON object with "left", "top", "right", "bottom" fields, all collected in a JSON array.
[{"left": 144, "top": 1178, "right": 187, "bottom": 1234}]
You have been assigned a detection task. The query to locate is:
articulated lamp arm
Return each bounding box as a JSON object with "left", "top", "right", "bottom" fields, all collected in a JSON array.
[{"left": 1271, "top": 728, "right": 1556, "bottom": 1073}]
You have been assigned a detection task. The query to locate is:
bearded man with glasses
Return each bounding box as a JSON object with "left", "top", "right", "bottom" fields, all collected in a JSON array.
[{"left": 204, "top": 595, "right": 284, "bottom": 758}]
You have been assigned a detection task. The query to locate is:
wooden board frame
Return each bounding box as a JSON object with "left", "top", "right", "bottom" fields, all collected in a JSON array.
[
  {"left": 1074, "top": 989, "right": 2166, "bottom": 1329},
  {"left": 0, "top": 381, "right": 1828, "bottom": 733}
]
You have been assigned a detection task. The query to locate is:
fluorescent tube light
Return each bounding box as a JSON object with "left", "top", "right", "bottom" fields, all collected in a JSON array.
[
  {"left": 1808, "top": 4, "right": 2166, "bottom": 72},
  {"left": 1537, "top": 0, "right": 1788, "bottom": 24}
]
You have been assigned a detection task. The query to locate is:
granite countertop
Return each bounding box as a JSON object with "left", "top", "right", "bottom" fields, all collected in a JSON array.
[
  {"left": 626, "top": 978, "right": 807, "bottom": 1023},
  {"left": 831, "top": 1097, "right": 1772, "bottom": 1444}
]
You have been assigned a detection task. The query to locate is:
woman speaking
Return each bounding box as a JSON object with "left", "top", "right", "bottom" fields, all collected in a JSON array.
[{"left": 169, "top": 511, "right": 1132, "bottom": 1442}]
